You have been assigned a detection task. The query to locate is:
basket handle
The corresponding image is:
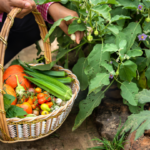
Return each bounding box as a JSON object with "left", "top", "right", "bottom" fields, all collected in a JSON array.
[{"left": 0, "top": 8, "right": 52, "bottom": 141}]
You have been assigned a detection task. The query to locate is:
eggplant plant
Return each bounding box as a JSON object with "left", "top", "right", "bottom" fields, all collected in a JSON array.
[{"left": 34, "top": 0, "right": 150, "bottom": 140}]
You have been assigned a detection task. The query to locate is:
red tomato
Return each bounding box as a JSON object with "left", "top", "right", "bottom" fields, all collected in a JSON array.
[
  {"left": 46, "top": 102, "right": 53, "bottom": 108},
  {"left": 38, "top": 97, "right": 46, "bottom": 104},
  {"left": 45, "top": 95, "right": 51, "bottom": 102},
  {"left": 35, "top": 87, "right": 42, "bottom": 93},
  {"left": 37, "top": 93, "right": 44, "bottom": 99}
]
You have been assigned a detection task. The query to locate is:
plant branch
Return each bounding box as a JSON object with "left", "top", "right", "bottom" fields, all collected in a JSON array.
[{"left": 103, "top": 79, "right": 115, "bottom": 93}]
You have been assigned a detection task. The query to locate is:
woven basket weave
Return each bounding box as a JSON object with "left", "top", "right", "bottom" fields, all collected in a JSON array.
[{"left": 0, "top": 8, "right": 80, "bottom": 143}]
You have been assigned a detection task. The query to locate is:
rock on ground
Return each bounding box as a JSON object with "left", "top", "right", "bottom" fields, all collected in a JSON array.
[{"left": 95, "top": 83, "right": 130, "bottom": 141}]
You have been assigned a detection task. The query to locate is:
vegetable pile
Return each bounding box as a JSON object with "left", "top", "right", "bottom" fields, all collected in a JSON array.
[{"left": 3, "top": 60, "right": 73, "bottom": 118}]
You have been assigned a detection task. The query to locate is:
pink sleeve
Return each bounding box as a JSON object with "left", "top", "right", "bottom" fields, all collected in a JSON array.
[
  {"left": 37, "top": 2, "right": 54, "bottom": 24},
  {"left": 0, "top": 13, "right": 3, "bottom": 22}
]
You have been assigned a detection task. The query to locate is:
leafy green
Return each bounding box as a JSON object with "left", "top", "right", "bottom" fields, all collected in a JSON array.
[
  {"left": 119, "top": 60, "right": 137, "bottom": 82},
  {"left": 72, "top": 57, "right": 88, "bottom": 91},
  {"left": 111, "top": 15, "right": 131, "bottom": 23},
  {"left": 44, "top": 16, "right": 77, "bottom": 41},
  {"left": 85, "top": 44, "right": 110, "bottom": 80},
  {"left": 4, "top": 94, "right": 15, "bottom": 111},
  {"left": 91, "top": 5, "right": 111, "bottom": 21},
  {"left": 126, "top": 49, "right": 143, "bottom": 58},
  {"left": 68, "top": 20, "right": 86, "bottom": 34},
  {"left": 122, "top": 111, "right": 150, "bottom": 140},
  {"left": 89, "top": 73, "right": 110, "bottom": 94},
  {"left": 6, "top": 106, "right": 27, "bottom": 118},
  {"left": 136, "top": 89, "right": 150, "bottom": 104},
  {"left": 4, "top": 94, "right": 27, "bottom": 118},
  {"left": 73, "top": 91, "right": 104, "bottom": 131},
  {"left": 120, "top": 81, "right": 139, "bottom": 106},
  {"left": 103, "top": 43, "right": 118, "bottom": 52}
]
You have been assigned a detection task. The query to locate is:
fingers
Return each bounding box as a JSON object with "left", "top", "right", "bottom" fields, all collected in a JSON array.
[
  {"left": 59, "top": 20, "right": 70, "bottom": 36},
  {"left": 75, "top": 31, "right": 84, "bottom": 44},
  {"left": 10, "top": 0, "right": 36, "bottom": 19}
]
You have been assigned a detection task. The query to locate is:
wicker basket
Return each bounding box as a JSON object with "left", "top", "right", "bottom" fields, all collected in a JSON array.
[{"left": 0, "top": 8, "right": 80, "bottom": 143}]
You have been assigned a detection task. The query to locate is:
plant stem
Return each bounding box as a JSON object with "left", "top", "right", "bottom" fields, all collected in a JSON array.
[
  {"left": 52, "top": 49, "right": 58, "bottom": 53},
  {"left": 114, "top": 76, "right": 122, "bottom": 85},
  {"left": 68, "top": 41, "right": 87, "bottom": 52},
  {"left": 103, "top": 79, "right": 115, "bottom": 93}
]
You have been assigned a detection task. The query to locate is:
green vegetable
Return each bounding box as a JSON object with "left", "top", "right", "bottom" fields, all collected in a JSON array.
[
  {"left": 24, "top": 71, "right": 72, "bottom": 95},
  {"left": 94, "top": 30, "right": 98, "bottom": 36},
  {"left": 87, "top": 34, "right": 93, "bottom": 42},
  {"left": 18, "top": 59, "right": 38, "bottom": 73},
  {"left": 15, "top": 75, "right": 25, "bottom": 96},
  {"left": 24, "top": 77, "right": 66, "bottom": 100},
  {"left": 52, "top": 77, "right": 74, "bottom": 84},
  {"left": 40, "top": 70, "right": 67, "bottom": 77},
  {"left": 145, "top": 17, "right": 150, "bottom": 22},
  {"left": 77, "top": 19, "right": 81, "bottom": 24},
  {"left": 25, "top": 76, "right": 71, "bottom": 100}
]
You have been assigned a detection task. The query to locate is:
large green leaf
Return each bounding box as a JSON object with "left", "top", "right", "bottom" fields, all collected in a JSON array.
[
  {"left": 50, "top": 26, "right": 64, "bottom": 43},
  {"left": 122, "top": 111, "right": 150, "bottom": 140},
  {"left": 143, "top": 0, "right": 150, "bottom": 8},
  {"left": 119, "top": 60, "right": 137, "bottom": 82},
  {"left": 72, "top": 57, "right": 88, "bottom": 91},
  {"left": 116, "top": 32, "right": 127, "bottom": 54},
  {"left": 126, "top": 49, "right": 143, "bottom": 58},
  {"left": 120, "top": 81, "right": 139, "bottom": 106},
  {"left": 68, "top": 20, "right": 86, "bottom": 34},
  {"left": 6, "top": 106, "right": 27, "bottom": 118},
  {"left": 145, "top": 65, "right": 150, "bottom": 88},
  {"left": 136, "top": 89, "right": 150, "bottom": 104},
  {"left": 145, "top": 49, "right": 150, "bottom": 66},
  {"left": 107, "top": 25, "right": 119, "bottom": 35},
  {"left": 89, "top": 0, "right": 118, "bottom": 5},
  {"left": 73, "top": 91, "right": 104, "bottom": 131},
  {"left": 89, "top": 73, "right": 110, "bottom": 94},
  {"left": 101, "top": 62, "right": 115, "bottom": 75},
  {"left": 91, "top": 5, "right": 111, "bottom": 20},
  {"left": 135, "top": 57, "right": 147, "bottom": 73},
  {"left": 4, "top": 94, "right": 15, "bottom": 112},
  {"left": 102, "top": 43, "right": 118, "bottom": 52},
  {"left": 111, "top": 15, "right": 131, "bottom": 23},
  {"left": 111, "top": 7, "right": 129, "bottom": 27},
  {"left": 117, "top": 0, "right": 139, "bottom": 9},
  {"left": 85, "top": 44, "right": 110, "bottom": 80},
  {"left": 143, "top": 21, "right": 150, "bottom": 34},
  {"left": 122, "top": 22, "right": 141, "bottom": 50}
]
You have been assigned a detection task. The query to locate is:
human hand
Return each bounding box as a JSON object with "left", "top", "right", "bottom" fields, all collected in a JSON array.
[
  {"left": 48, "top": 3, "right": 84, "bottom": 44},
  {"left": 0, "top": 0, "right": 36, "bottom": 19}
]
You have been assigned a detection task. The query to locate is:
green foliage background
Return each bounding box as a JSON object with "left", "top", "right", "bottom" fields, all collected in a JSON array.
[{"left": 34, "top": 0, "right": 150, "bottom": 140}]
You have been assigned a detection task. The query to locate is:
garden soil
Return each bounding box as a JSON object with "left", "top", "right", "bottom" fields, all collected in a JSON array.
[{"left": 1, "top": 41, "right": 100, "bottom": 150}]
